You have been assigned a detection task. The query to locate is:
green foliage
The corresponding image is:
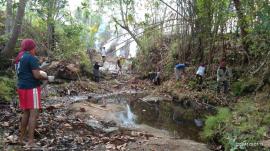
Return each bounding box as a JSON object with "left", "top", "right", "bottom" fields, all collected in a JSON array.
[
  {"left": 232, "top": 78, "right": 258, "bottom": 96},
  {"left": 187, "top": 80, "right": 197, "bottom": 89},
  {"left": 54, "top": 23, "right": 85, "bottom": 59},
  {"left": 136, "top": 30, "right": 162, "bottom": 75},
  {"left": 79, "top": 51, "right": 92, "bottom": 77},
  {"left": 0, "top": 76, "right": 15, "bottom": 101},
  {"left": 202, "top": 100, "right": 269, "bottom": 150},
  {"left": 248, "top": 3, "right": 270, "bottom": 58},
  {"left": 163, "top": 40, "right": 178, "bottom": 77},
  {"left": 175, "top": 81, "right": 182, "bottom": 89},
  {"left": 202, "top": 108, "right": 231, "bottom": 140}
]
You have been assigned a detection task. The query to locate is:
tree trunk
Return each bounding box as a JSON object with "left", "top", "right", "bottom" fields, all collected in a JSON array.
[
  {"left": 47, "top": 23, "right": 55, "bottom": 52},
  {"left": 233, "top": 0, "right": 250, "bottom": 63},
  {"left": 5, "top": 0, "right": 13, "bottom": 35},
  {"left": 47, "top": 0, "right": 56, "bottom": 54},
  {"left": 125, "top": 26, "right": 143, "bottom": 51},
  {"left": 1, "top": 0, "right": 28, "bottom": 58}
]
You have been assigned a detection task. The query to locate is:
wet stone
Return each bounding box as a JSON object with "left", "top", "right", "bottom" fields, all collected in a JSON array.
[{"left": 103, "top": 127, "right": 119, "bottom": 134}]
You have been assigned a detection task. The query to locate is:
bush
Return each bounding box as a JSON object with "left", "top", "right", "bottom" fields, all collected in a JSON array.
[
  {"left": 232, "top": 78, "right": 258, "bottom": 96},
  {"left": 202, "top": 108, "right": 231, "bottom": 140},
  {"left": 136, "top": 30, "right": 168, "bottom": 76},
  {"left": 163, "top": 40, "right": 179, "bottom": 78},
  {"left": 79, "top": 51, "right": 93, "bottom": 77},
  {"left": 0, "top": 76, "right": 15, "bottom": 101},
  {"left": 202, "top": 100, "right": 269, "bottom": 150}
]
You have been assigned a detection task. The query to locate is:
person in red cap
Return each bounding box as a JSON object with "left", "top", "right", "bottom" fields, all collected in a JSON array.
[
  {"left": 216, "top": 59, "right": 231, "bottom": 94},
  {"left": 16, "top": 39, "right": 48, "bottom": 148}
]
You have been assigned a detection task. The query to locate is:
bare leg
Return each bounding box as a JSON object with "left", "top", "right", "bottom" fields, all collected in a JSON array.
[
  {"left": 19, "top": 110, "right": 30, "bottom": 144},
  {"left": 27, "top": 109, "right": 39, "bottom": 146}
]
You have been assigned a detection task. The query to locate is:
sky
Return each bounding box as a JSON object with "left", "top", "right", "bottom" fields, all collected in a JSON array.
[
  {"left": 66, "top": 0, "right": 149, "bottom": 57},
  {"left": 68, "top": 0, "right": 83, "bottom": 13}
]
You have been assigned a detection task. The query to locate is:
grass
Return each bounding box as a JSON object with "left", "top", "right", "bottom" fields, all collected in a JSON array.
[{"left": 0, "top": 76, "right": 16, "bottom": 102}]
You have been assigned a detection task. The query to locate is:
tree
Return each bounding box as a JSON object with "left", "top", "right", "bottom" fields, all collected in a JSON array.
[
  {"left": 5, "top": 0, "right": 13, "bottom": 35},
  {"left": 1, "top": 0, "right": 28, "bottom": 58},
  {"left": 31, "top": 0, "right": 67, "bottom": 54},
  {"left": 113, "top": 0, "right": 143, "bottom": 50},
  {"left": 233, "top": 0, "right": 250, "bottom": 63},
  {"left": 74, "top": 0, "right": 102, "bottom": 49}
]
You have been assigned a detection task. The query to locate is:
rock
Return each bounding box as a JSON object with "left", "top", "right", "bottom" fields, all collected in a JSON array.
[
  {"left": 173, "top": 93, "right": 192, "bottom": 102},
  {"left": 141, "top": 95, "right": 173, "bottom": 103},
  {"left": 5, "top": 135, "right": 18, "bottom": 143},
  {"left": 103, "top": 127, "right": 119, "bottom": 134},
  {"left": 64, "top": 123, "right": 72, "bottom": 129},
  {"left": 66, "top": 64, "right": 80, "bottom": 73},
  {"left": 194, "top": 119, "right": 204, "bottom": 127},
  {"left": 106, "top": 144, "right": 115, "bottom": 150},
  {"left": 75, "top": 137, "right": 84, "bottom": 144},
  {"left": 1, "top": 122, "right": 9, "bottom": 127},
  {"left": 86, "top": 119, "right": 104, "bottom": 130},
  {"left": 261, "top": 140, "right": 270, "bottom": 148},
  {"left": 55, "top": 115, "right": 66, "bottom": 122}
]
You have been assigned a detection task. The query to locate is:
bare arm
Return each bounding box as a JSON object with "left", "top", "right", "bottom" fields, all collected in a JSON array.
[{"left": 32, "top": 70, "right": 48, "bottom": 80}]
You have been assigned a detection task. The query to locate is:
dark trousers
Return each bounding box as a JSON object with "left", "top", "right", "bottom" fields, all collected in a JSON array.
[
  {"left": 93, "top": 69, "right": 100, "bottom": 82},
  {"left": 154, "top": 77, "right": 161, "bottom": 85},
  {"left": 196, "top": 74, "right": 203, "bottom": 85},
  {"left": 94, "top": 76, "right": 99, "bottom": 82},
  {"left": 217, "top": 80, "right": 228, "bottom": 94}
]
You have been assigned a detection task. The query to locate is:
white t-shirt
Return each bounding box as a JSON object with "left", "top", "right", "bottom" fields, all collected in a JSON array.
[
  {"left": 101, "top": 48, "right": 106, "bottom": 57},
  {"left": 196, "top": 66, "right": 206, "bottom": 76}
]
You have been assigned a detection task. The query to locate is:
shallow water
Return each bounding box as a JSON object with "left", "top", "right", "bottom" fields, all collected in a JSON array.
[
  {"left": 129, "top": 100, "right": 207, "bottom": 142},
  {"left": 112, "top": 97, "right": 211, "bottom": 142},
  {"left": 68, "top": 92, "right": 210, "bottom": 142}
]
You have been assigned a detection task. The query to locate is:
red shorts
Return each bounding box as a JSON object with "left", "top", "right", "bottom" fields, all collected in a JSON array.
[{"left": 18, "top": 87, "right": 41, "bottom": 110}]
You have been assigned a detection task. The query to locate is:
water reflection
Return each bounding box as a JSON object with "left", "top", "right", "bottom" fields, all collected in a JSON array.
[{"left": 129, "top": 100, "right": 208, "bottom": 142}]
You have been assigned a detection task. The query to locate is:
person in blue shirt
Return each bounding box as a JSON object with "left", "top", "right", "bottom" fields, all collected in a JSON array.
[
  {"left": 16, "top": 39, "right": 48, "bottom": 148},
  {"left": 174, "top": 63, "right": 188, "bottom": 80}
]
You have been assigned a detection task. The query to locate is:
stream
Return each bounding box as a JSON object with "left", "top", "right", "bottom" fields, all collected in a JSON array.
[
  {"left": 69, "top": 91, "right": 212, "bottom": 143},
  {"left": 117, "top": 100, "right": 208, "bottom": 142}
]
